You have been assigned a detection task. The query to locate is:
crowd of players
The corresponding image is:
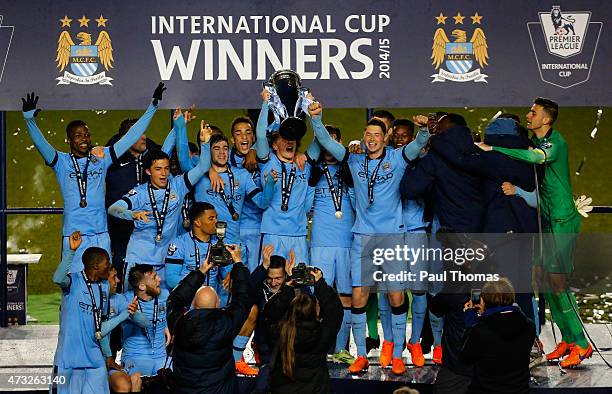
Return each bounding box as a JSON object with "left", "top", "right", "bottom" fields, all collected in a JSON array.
[{"left": 20, "top": 82, "right": 593, "bottom": 393}]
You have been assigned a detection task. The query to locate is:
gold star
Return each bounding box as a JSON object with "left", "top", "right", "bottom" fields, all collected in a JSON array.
[
  {"left": 59, "top": 15, "right": 72, "bottom": 27},
  {"left": 453, "top": 12, "right": 465, "bottom": 24},
  {"left": 95, "top": 15, "right": 108, "bottom": 27},
  {"left": 471, "top": 12, "right": 483, "bottom": 25},
  {"left": 77, "top": 15, "right": 90, "bottom": 27},
  {"left": 435, "top": 12, "right": 447, "bottom": 25}
]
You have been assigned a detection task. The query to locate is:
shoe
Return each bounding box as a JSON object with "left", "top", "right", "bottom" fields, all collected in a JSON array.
[
  {"left": 348, "top": 355, "right": 369, "bottom": 374},
  {"left": 407, "top": 342, "right": 425, "bottom": 367},
  {"left": 432, "top": 344, "right": 443, "bottom": 365},
  {"left": 560, "top": 343, "right": 593, "bottom": 368},
  {"left": 391, "top": 358, "right": 406, "bottom": 375},
  {"left": 235, "top": 359, "right": 259, "bottom": 376},
  {"left": 379, "top": 340, "right": 394, "bottom": 367},
  {"left": 546, "top": 341, "right": 574, "bottom": 361},
  {"left": 332, "top": 349, "right": 355, "bottom": 365},
  {"left": 366, "top": 336, "right": 380, "bottom": 353}
]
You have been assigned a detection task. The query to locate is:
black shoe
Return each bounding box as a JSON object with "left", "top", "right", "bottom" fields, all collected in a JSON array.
[{"left": 366, "top": 337, "right": 380, "bottom": 353}]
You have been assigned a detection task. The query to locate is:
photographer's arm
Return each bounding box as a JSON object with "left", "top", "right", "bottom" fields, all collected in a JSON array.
[
  {"left": 314, "top": 278, "right": 343, "bottom": 352},
  {"left": 167, "top": 269, "right": 207, "bottom": 331},
  {"left": 228, "top": 263, "right": 251, "bottom": 336}
]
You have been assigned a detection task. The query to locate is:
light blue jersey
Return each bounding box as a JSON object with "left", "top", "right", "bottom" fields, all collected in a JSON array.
[
  {"left": 402, "top": 198, "right": 428, "bottom": 231},
  {"left": 348, "top": 148, "right": 409, "bottom": 234},
  {"left": 260, "top": 154, "right": 311, "bottom": 236},
  {"left": 123, "top": 173, "right": 193, "bottom": 266},
  {"left": 55, "top": 273, "right": 109, "bottom": 369},
  {"left": 53, "top": 149, "right": 114, "bottom": 236},
  {"left": 121, "top": 288, "right": 168, "bottom": 360},
  {"left": 165, "top": 232, "right": 218, "bottom": 289},
  {"left": 310, "top": 163, "right": 355, "bottom": 248},
  {"left": 194, "top": 166, "right": 262, "bottom": 243}
]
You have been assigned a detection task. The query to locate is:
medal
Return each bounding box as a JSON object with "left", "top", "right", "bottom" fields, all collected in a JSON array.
[
  {"left": 183, "top": 219, "right": 190, "bottom": 229},
  {"left": 232, "top": 212, "right": 239, "bottom": 221},
  {"left": 322, "top": 162, "right": 344, "bottom": 219},
  {"left": 148, "top": 183, "right": 171, "bottom": 243},
  {"left": 81, "top": 271, "right": 103, "bottom": 343},
  {"left": 281, "top": 161, "right": 296, "bottom": 212},
  {"left": 70, "top": 153, "right": 91, "bottom": 209}
]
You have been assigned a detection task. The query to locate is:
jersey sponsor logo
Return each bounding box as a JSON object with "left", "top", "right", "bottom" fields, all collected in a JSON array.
[
  {"left": 527, "top": 6, "right": 602, "bottom": 88},
  {"left": 431, "top": 11, "right": 489, "bottom": 83},
  {"left": 167, "top": 243, "right": 177, "bottom": 255},
  {"left": 55, "top": 14, "right": 114, "bottom": 85},
  {"left": 0, "top": 15, "right": 14, "bottom": 84},
  {"left": 68, "top": 168, "right": 103, "bottom": 181},
  {"left": 357, "top": 170, "right": 394, "bottom": 184}
]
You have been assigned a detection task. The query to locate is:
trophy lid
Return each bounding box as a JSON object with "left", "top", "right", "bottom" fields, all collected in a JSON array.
[{"left": 269, "top": 69, "right": 302, "bottom": 88}]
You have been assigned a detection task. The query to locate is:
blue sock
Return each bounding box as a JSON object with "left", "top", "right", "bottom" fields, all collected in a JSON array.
[
  {"left": 233, "top": 335, "right": 249, "bottom": 362},
  {"left": 352, "top": 307, "right": 367, "bottom": 356},
  {"left": 336, "top": 307, "right": 352, "bottom": 353},
  {"left": 391, "top": 305, "right": 407, "bottom": 359},
  {"left": 409, "top": 294, "right": 427, "bottom": 344},
  {"left": 429, "top": 310, "right": 443, "bottom": 346},
  {"left": 532, "top": 296, "right": 541, "bottom": 337},
  {"left": 378, "top": 295, "right": 393, "bottom": 341}
]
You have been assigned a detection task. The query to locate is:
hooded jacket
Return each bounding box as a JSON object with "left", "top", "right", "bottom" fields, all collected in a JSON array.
[
  {"left": 461, "top": 305, "right": 536, "bottom": 394},
  {"left": 400, "top": 125, "right": 485, "bottom": 233}
]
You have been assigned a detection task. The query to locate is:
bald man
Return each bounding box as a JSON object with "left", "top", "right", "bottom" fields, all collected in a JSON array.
[
  {"left": 166, "top": 245, "right": 250, "bottom": 394},
  {"left": 193, "top": 286, "right": 221, "bottom": 309}
]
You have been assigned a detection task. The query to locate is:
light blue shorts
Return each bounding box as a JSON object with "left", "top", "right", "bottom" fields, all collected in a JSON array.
[{"left": 311, "top": 246, "right": 351, "bottom": 294}]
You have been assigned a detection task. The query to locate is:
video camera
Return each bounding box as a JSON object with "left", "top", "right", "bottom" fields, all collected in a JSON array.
[
  {"left": 210, "top": 222, "right": 233, "bottom": 267},
  {"left": 291, "top": 262, "right": 316, "bottom": 286}
]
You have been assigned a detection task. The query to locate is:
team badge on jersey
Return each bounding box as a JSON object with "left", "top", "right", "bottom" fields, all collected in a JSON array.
[
  {"left": 55, "top": 14, "right": 114, "bottom": 85},
  {"left": 127, "top": 189, "right": 137, "bottom": 196},
  {"left": 382, "top": 162, "right": 391, "bottom": 171}
]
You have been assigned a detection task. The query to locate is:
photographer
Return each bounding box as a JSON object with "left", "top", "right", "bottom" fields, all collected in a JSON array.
[
  {"left": 270, "top": 265, "right": 343, "bottom": 393},
  {"left": 461, "top": 278, "right": 535, "bottom": 394},
  {"left": 166, "top": 244, "right": 249, "bottom": 394}
]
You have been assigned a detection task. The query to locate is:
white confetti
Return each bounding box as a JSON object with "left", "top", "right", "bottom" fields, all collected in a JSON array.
[{"left": 26, "top": 145, "right": 35, "bottom": 151}]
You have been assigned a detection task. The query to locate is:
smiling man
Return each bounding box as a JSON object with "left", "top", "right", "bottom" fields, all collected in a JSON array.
[
  {"left": 107, "top": 113, "right": 212, "bottom": 290},
  {"left": 21, "top": 84, "right": 165, "bottom": 272}
]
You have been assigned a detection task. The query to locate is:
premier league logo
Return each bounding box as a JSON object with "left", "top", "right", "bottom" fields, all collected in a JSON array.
[
  {"left": 430, "top": 12, "right": 489, "bottom": 83},
  {"left": 55, "top": 15, "right": 114, "bottom": 85},
  {"left": 527, "top": 7, "right": 602, "bottom": 88}
]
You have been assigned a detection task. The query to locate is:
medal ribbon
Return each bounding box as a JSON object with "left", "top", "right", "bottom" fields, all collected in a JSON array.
[
  {"left": 81, "top": 271, "right": 103, "bottom": 340},
  {"left": 138, "top": 296, "right": 158, "bottom": 351},
  {"left": 281, "top": 162, "right": 296, "bottom": 211},
  {"left": 322, "top": 163, "right": 343, "bottom": 214},
  {"left": 147, "top": 183, "right": 171, "bottom": 241},
  {"left": 70, "top": 153, "right": 91, "bottom": 207},
  {"left": 364, "top": 153, "right": 384, "bottom": 206}
]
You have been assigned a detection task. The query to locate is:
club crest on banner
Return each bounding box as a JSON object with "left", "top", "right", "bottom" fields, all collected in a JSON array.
[
  {"left": 55, "top": 15, "right": 114, "bottom": 86},
  {"left": 430, "top": 12, "right": 489, "bottom": 83},
  {"left": 527, "top": 6, "right": 602, "bottom": 89}
]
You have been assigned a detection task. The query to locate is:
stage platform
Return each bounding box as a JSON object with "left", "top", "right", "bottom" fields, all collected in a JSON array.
[{"left": 1, "top": 324, "right": 611, "bottom": 393}]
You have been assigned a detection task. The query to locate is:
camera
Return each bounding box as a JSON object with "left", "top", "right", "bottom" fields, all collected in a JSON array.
[
  {"left": 291, "top": 262, "right": 316, "bottom": 286},
  {"left": 210, "top": 222, "right": 233, "bottom": 267}
]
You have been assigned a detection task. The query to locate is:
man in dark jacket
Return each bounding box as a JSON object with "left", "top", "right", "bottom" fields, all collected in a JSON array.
[
  {"left": 461, "top": 278, "right": 536, "bottom": 394},
  {"left": 400, "top": 114, "right": 484, "bottom": 393},
  {"left": 166, "top": 245, "right": 249, "bottom": 394},
  {"left": 429, "top": 118, "right": 539, "bottom": 321}
]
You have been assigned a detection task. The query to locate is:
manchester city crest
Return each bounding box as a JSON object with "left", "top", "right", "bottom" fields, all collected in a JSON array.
[
  {"left": 430, "top": 12, "right": 489, "bottom": 83},
  {"left": 55, "top": 15, "right": 114, "bottom": 86}
]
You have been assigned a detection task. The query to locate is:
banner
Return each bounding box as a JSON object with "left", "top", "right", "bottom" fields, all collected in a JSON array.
[{"left": 0, "top": 0, "right": 609, "bottom": 109}]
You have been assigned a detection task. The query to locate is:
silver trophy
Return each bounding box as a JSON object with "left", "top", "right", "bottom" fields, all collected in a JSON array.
[{"left": 263, "top": 69, "right": 310, "bottom": 141}]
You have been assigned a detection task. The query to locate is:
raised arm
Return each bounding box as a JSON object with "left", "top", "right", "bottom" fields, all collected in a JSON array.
[
  {"left": 255, "top": 97, "right": 271, "bottom": 160},
  {"left": 161, "top": 126, "right": 176, "bottom": 156},
  {"left": 402, "top": 127, "right": 430, "bottom": 161},
  {"left": 108, "top": 199, "right": 134, "bottom": 221},
  {"left": 21, "top": 93, "right": 57, "bottom": 165},
  {"left": 313, "top": 274, "right": 343, "bottom": 351},
  {"left": 112, "top": 83, "right": 166, "bottom": 157},
  {"left": 185, "top": 122, "right": 212, "bottom": 185},
  {"left": 306, "top": 137, "right": 322, "bottom": 162},
  {"left": 176, "top": 114, "right": 195, "bottom": 172},
  {"left": 53, "top": 231, "right": 81, "bottom": 289},
  {"left": 250, "top": 171, "right": 276, "bottom": 209},
  {"left": 310, "top": 115, "right": 347, "bottom": 162}
]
